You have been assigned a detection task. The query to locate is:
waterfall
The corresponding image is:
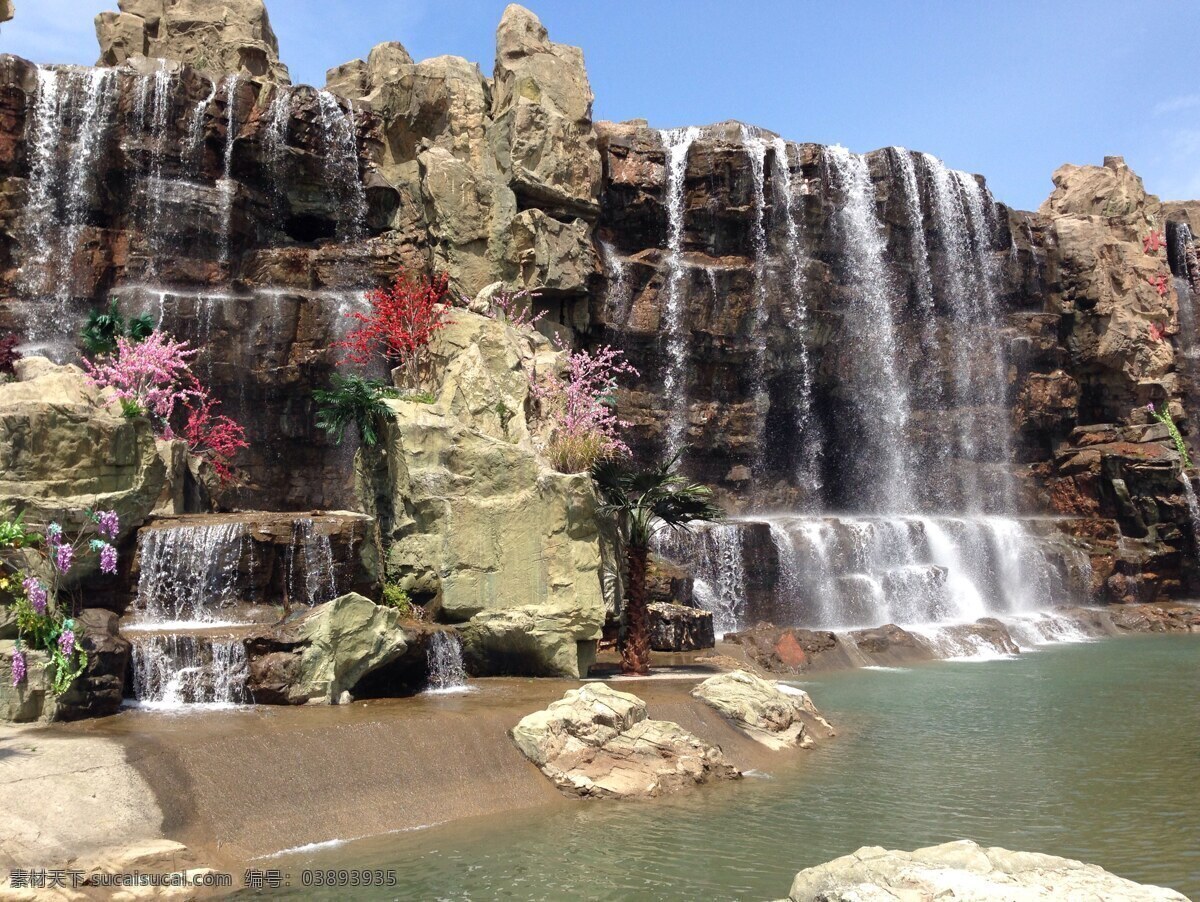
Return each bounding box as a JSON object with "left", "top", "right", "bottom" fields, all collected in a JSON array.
[
  {"left": 129, "top": 635, "right": 249, "bottom": 708},
  {"left": 1181, "top": 473, "right": 1200, "bottom": 551},
  {"left": 315, "top": 90, "right": 367, "bottom": 241},
  {"left": 217, "top": 74, "right": 242, "bottom": 270},
  {"left": 654, "top": 522, "right": 745, "bottom": 635},
  {"left": 824, "top": 145, "right": 913, "bottom": 511},
  {"left": 135, "top": 62, "right": 175, "bottom": 277},
  {"left": 286, "top": 518, "right": 339, "bottom": 606},
  {"left": 743, "top": 129, "right": 773, "bottom": 471},
  {"left": 19, "top": 66, "right": 119, "bottom": 345},
  {"left": 658, "top": 514, "right": 1087, "bottom": 640},
  {"left": 769, "top": 136, "right": 821, "bottom": 497},
  {"left": 131, "top": 522, "right": 250, "bottom": 625},
  {"left": 658, "top": 127, "right": 700, "bottom": 459},
  {"left": 598, "top": 239, "right": 633, "bottom": 325},
  {"left": 425, "top": 632, "right": 469, "bottom": 693},
  {"left": 187, "top": 77, "right": 217, "bottom": 168}
]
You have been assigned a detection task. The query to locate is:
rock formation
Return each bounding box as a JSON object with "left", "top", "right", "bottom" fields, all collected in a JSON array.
[
  {"left": 510, "top": 683, "right": 740, "bottom": 798},
  {"left": 361, "top": 309, "right": 609, "bottom": 678},
  {"left": 648, "top": 601, "right": 714, "bottom": 651},
  {"left": 1, "top": 2, "right": 12, "bottom": 25},
  {"left": 95, "top": 0, "right": 291, "bottom": 84},
  {"left": 691, "top": 670, "right": 832, "bottom": 750},
  {"left": 783, "top": 840, "right": 1188, "bottom": 901}
]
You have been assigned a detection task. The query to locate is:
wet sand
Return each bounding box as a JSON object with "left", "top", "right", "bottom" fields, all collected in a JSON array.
[{"left": 3, "top": 669, "right": 794, "bottom": 874}]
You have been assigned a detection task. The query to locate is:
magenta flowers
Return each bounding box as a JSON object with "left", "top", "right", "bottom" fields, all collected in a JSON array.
[
  {"left": 531, "top": 344, "right": 638, "bottom": 472},
  {"left": 83, "top": 331, "right": 201, "bottom": 425},
  {"left": 57, "top": 630, "right": 75, "bottom": 658},
  {"left": 22, "top": 577, "right": 47, "bottom": 614},
  {"left": 10, "top": 647, "right": 25, "bottom": 686},
  {"left": 95, "top": 510, "right": 120, "bottom": 540}
]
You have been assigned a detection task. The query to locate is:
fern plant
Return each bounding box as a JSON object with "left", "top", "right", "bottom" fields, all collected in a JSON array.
[
  {"left": 313, "top": 374, "right": 396, "bottom": 447},
  {"left": 81, "top": 299, "right": 155, "bottom": 358},
  {"left": 1149, "top": 403, "right": 1192, "bottom": 469}
]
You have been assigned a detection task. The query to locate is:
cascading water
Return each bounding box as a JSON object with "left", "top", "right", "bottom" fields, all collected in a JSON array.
[
  {"left": 130, "top": 522, "right": 250, "bottom": 626},
  {"left": 646, "top": 133, "right": 1090, "bottom": 655},
  {"left": 658, "top": 127, "right": 700, "bottom": 459},
  {"left": 19, "top": 66, "right": 119, "bottom": 346},
  {"left": 315, "top": 90, "right": 367, "bottom": 242},
  {"left": 598, "top": 239, "right": 633, "bottom": 325},
  {"left": 824, "top": 145, "right": 914, "bottom": 512},
  {"left": 135, "top": 62, "right": 175, "bottom": 277},
  {"left": 425, "top": 632, "right": 470, "bottom": 693},
  {"left": 769, "top": 135, "right": 821, "bottom": 497},
  {"left": 286, "top": 518, "right": 339, "bottom": 607},
  {"left": 217, "top": 74, "right": 242, "bottom": 270},
  {"left": 130, "top": 635, "right": 249, "bottom": 708}
]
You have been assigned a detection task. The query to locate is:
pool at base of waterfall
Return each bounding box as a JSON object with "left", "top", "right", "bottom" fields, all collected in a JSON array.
[{"left": 244, "top": 635, "right": 1199, "bottom": 901}]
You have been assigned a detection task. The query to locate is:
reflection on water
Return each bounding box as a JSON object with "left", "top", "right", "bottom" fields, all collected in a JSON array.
[{"left": 252, "top": 637, "right": 1200, "bottom": 901}]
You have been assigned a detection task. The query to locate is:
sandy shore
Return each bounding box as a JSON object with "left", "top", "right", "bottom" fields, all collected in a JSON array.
[{"left": 0, "top": 666, "right": 791, "bottom": 881}]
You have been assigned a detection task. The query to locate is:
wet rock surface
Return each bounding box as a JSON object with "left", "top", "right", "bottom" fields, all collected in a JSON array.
[
  {"left": 648, "top": 602, "right": 714, "bottom": 652},
  {"left": 510, "top": 682, "right": 740, "bottom": 799},
  {"left": 691, "top": 670, "right": 832, "bottom": 750},
  {"left": 783, "top": 839, "right": 1188, "bottom": 901}
]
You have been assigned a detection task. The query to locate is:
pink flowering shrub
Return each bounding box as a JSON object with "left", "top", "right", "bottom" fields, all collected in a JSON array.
[
  {"left": 530, "top": 344, "right": 638, "bottom": 473},
  {"left": 83, "top": 331, "right": 248, "bottom": 485},
  {"left": 83, "top": 331, "right": 200, "bottom": 430},
  {"left": 476, "top": 286, "right": 546, "bottom": 329}
]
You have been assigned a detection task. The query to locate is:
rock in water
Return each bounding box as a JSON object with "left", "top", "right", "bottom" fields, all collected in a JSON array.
[
  {"left": 95, "top": 0, "right": 291, "bottom": 83},
  {"left": 691, "top": 670, "right": 833, "bottom": 750},
  {"left": 648, "top": 602, "right": 714, "bottom": 652},
  {"left": 510, "top": 683, "right": 740, "bottom": 798},
  {"left": 784, "top": 840, "right": 1188, "bottom": 901}
]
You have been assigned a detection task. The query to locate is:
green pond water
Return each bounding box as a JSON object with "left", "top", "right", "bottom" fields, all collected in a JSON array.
[{"left": 257, "top": 636, "right": 1199, "bottom": 900}]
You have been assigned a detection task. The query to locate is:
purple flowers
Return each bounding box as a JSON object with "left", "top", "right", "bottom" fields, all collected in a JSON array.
[
  {"left": 99, "top": 543, "right": 118, "bottom": 575},
  {"left": 22, "top": 577, "right": 47, "bottom": 615},
  {"left": 57, "top": 630, "right": 74, "bottom": 658},
  {"left": 10, "top": 648, "right": 25, "bottom": 686},
  {"left": 53, "top": 542, "right": 73, "bottom": 574},
  {"left": 95, "top": 510, "right": 120, "bottom": 540}
]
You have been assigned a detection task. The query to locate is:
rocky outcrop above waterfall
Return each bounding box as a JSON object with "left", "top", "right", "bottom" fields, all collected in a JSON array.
[
  {"left": 245, "top": 592, "right": 407, "bottom": 704},
  {"left": 0, "top": 358, "right": 165, "bottom": 550},
  {"left": 360, "top": 310, "right": 609, "bottom": 679},
  {"left": 95, "top": 0, "right": 291, "bottom": 84},
  {"left": 510, "top": 683, "right": 740, "bottom": 799},
  {"left": 325, "top": 4, "right": 600, "bottom": 305},
  {"left": 691, "top": 670, "right": 832, "bottom": 750},
  {"left": 782, "top": 840, "right": 1187, "bottom": 901},
  {"left": 1, "top": 2, "right": 11, "bottom": 25}
]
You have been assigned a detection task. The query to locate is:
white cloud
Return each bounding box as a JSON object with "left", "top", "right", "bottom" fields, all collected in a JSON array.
[{"left": 1153, "top": 94, "right": 1200, "bottom": 117}]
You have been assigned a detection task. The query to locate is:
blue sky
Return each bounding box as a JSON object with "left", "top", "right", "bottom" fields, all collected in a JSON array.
[{"left": 3, "top": 0, "right": 1198, "bottom": 210}]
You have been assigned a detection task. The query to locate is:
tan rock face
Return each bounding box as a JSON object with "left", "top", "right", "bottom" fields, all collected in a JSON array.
[
  {"left": 510, "top": 683, "right": 740, "bottom": 798},
  {"left": 0, "top": 358, "right": 165, "bottom": 549},
  {"left": 785, "top": 840, "right": 1188, "bottom": 901},
  {"left": 1040, "top": 156, "right": 1159, "bottom": 219},
  {"left": 325, "top": 4, "right": 599, "bottom": 300},
  {"left": 0, "top": 1, "right": 12, "bottom": 24},
  {"left": 360, "top": 310, "right": 608, "bottom": 679},
  {"left": 95, "top": 0, "right": 291, "bottom": 84},
  {"left": 691, "top": 670, "right": 832, "bottom": 750}
]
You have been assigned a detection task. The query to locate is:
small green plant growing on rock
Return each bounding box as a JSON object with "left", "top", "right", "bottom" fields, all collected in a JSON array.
[
  {"left": 81, "top": 298, "right": 155, "bottom": 358},
  {"left": 381, "top": 581, "right": 418, "bottom": 618},
  {"left": 495, "top": 400, "right": 515, "bottom": 437},
  {"left": 1148, "top": 403, "right": 1192, "bottom": 469},
  {"left": 591, "top": 452, "right": 723, "bottom": 675},
  {"left": 313, "top": 374, "right": 396, "bottom": 447}
]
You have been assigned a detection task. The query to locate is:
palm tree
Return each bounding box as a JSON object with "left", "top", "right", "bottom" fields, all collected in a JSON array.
[
  {"left": 313, "top": 374, "right": 394, "bottom": 447},
  {"left": 591, "top": 453, "right": 724, "bottom": 675}
]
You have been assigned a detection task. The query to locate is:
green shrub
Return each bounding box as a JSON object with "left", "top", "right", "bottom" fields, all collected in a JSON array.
[
  {"left": 401, "top": 389, "right": 436, "bottom": 405},
  {"left": 1149, "top": 403, "right": 1193, "bottom": 469},
  {"left": 313, "top": 374, "right": 395, "bottom": 447},
  {"left": 82, "top": 298, "right": 155, "bottom": 358},
  {"left": 381, "top": 582, "right": 414, "bottom": 617}
]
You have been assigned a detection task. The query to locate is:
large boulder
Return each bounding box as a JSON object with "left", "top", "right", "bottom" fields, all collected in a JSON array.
[
  {"left": 648, "top": 602, "right": 714, "bottom": 652},
  {"left": 691, "top": 670, "right": 832, "bottom": 750},
  {"left": 95, "top": 0, "right": 291, "bottom": 84},
  {"left": 1, "top": 2, "right": 12, "bottom": 24},
  {"left": 783, "top": 840, "right": 1187, "bottom": 901},
  {"left": 490, "top": 4, "right": 602, "bottom": 216},
  {"left": 0, "top": 358, "right": 165, "bottom": 549},
  {"left": 510, "top": 683, "right": 739, "bottom": 798},
  {"left": 362, "top": 310, "right": 607, "bottom": 679},
  {"left": 289, "top": 593, "right": 407, "bottom": 704}
]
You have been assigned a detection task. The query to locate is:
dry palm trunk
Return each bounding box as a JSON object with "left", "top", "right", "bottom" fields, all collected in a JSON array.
[{"left": 620, "top": 543, "right": 651, "bottom": 675}]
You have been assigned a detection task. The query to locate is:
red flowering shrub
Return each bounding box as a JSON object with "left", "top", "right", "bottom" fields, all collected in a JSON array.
[
  {"left": 182, "top": 389, "right": 249, "bottom": 485},
  {"left": 1143, "top": 230, "right": 1164, "bottom": 254},
  {"left": 339, "top": 271, "right": 452, "bottom": 386}
]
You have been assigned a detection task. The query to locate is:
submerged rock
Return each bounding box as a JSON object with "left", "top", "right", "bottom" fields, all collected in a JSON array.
[
  {"left": 510, "top": 683, "right": 739, "bottom": 798},
  {"left": 783, "top": 839, "right": 1187, "bottom": 901},
  {"left": 691, "top": 670, "right": 832, "bottom": 750}
]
